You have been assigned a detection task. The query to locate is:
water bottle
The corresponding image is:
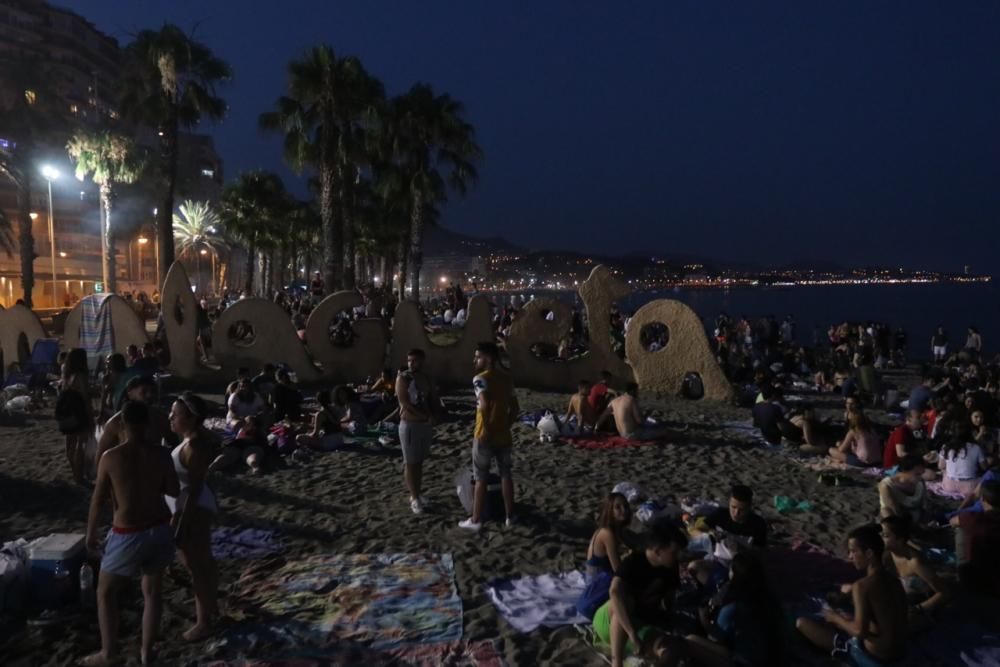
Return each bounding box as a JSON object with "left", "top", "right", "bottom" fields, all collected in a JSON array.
[{"left": 79, "top": 563, "right": 95, "bottom": 609}]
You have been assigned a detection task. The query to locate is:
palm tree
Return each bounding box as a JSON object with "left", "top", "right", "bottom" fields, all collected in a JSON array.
[
  {"left": 172, "top": 200, "right": 227, "bottom": 294},
  {"left": 119, "top": 25, "right": 231, "bottom": 291},
  {"left": 385, "top": 84, "right": 481, "bottom": 301},
  {"left": 0, "top": 209, "right": 15, "bottom": 260},
  {"left": 218, "top": 171, "right": 289, "bottom": 295},
  {"left": 260, "top": 45, "right": 384, "bottom": 295},
  {"left": 0, "top": 60, "right": 66, "bottom": 306},
  {"left": 67, "top": 130, "right": 144, "bottom": 294}
]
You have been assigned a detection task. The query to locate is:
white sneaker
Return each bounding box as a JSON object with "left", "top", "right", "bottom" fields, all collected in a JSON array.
[
  {"left": 410, "top": 498, "right": 423, "bottom": 514},
  {"left": 457, "top": 518, "right": 482, "bottom": 531}
]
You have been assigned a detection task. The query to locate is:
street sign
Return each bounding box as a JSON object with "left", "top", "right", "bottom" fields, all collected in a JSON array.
[{"left": 94, "top": 282, "right": 103, "bottom": 293}]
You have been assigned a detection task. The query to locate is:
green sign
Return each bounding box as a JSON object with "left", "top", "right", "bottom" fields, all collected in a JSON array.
[{"left": 94, "top": 282, "right": 104, "bottom": 293}]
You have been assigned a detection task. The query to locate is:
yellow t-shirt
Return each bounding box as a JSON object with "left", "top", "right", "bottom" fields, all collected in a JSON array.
[{"left": 473, "top": 369, "right": 516, "bottom": 446}]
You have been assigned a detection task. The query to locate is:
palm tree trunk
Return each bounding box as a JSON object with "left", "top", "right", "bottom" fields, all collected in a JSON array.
[
  {"left": 407, "top": 189, "right": 424, "bottom": 302},
  {"left": 244, "top": 239, "right": 256, "bottom": 295},
  {"left": 100, "top": 182, "right": 117, "bottom": 294},
  {"left": 15, "top": 176, "right": 35, "bottom": 307},
  {"left": 396, "top": 235, "right": 408, "bottom": 298},
  {"left": 157, "top": 116, "right": 179, "bottom": 290},
  {"left": 319, "top": 133, "right": 341, "bottom": 294},
  {"left": 341, "top": 188, "right": 355, "bottom": 290}
]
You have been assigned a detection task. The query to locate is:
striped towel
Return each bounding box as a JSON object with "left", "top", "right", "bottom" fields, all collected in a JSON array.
[{"left": 78, "top": 294, "right": 113, "bottom": 366}]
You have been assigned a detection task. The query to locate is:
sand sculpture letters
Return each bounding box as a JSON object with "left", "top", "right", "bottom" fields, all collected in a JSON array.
[{"left": 0, "top": 263, "right": 732, "bottom": 400}]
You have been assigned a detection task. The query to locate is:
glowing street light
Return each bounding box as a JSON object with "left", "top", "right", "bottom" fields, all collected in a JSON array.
[
  {"left": 136, "top": 235, "right": 149, "bottom": 282},
  {"left": 40, "top": 165, "right": 60, "bottom": 306},
  {"left": 29, "top": 212, "right": 38, "bottom": 220}
]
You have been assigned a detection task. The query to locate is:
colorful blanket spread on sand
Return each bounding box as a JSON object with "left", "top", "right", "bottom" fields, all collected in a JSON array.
[
  {"left": 202, "top": 639, "right": 505, "bottom": 667},
  {"left": 561, "top": 434, "right": 657, "bottom": 450},
  {"left": 222, "top": 553, "right": 462, "bottom": 651},
  {"left": 486, "top": 571, "right": 589, "bottom": 633}
]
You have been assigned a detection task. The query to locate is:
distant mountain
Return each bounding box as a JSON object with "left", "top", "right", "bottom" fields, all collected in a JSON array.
[{"left": 423, "top": 225, "right": 527, "bottom": 257}]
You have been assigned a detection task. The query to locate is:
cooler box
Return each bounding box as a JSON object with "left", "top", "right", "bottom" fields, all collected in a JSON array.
[{"left": 28, "top": 533, "right": 84, "bottom": 610}]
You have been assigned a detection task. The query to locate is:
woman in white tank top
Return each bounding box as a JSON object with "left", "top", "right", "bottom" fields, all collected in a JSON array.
[{"left": 167, "top": 392, "right": 219, "bottom": 641}]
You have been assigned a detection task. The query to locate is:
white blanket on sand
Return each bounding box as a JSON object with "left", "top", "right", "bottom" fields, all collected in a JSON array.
[{"left": 486, "top": 571, "right": 589, "bottom": 633}]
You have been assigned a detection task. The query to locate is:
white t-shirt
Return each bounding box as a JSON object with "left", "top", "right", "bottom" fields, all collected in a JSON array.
[
  {"left": 228, "top": 392, "right": 266, "bottom": 423},
  {"left": 938, "top": 442, "right": 984, "bottom": 481}
]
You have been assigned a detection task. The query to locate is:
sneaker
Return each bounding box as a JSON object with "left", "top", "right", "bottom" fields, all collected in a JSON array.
[
  {"left": 505, "top": 515, "right": 517, "bottom": 527},
  {"left": 410, "top": 498, "right": 423, "bottom": 514},
  {"left": 457, "top": 518, "right": 482, "bottom": 531}
]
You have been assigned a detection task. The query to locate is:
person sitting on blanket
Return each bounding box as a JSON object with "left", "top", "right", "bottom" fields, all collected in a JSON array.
[
  {"left": 97, "top": 375, "right": 177, "bottom": 462},
  {"left": 224, "top": 367, "right": 252, "bottom": 405},
  {"left": 577, "top": 493, "right": 633, "bottom": 618},
  {"left": 750, "top": 384, "right": 790, "bottom": 445},
  {"left": 688, "top": 485, "right": 768, "bottom": 597},
  {"left": 563, "top": 380, "right": 598, "bottom": 433},
  {"left": 596, "top": 383, "right": 667, "bottom": 441},
  {"left": 588, "top": 370, "right": 615, "bottom": 417},
  {"left": 788, "top": 406, "right": 829, "bottom": 455},
  {"left": 226, "top": 378, "right": 268, "bottom": 432},
  {"left": 334, "top": 385, "right": 368, "bottom": 435},
  {"left": 879, "top": 456, "right": 929, "bottom": 526},
  {"left": 950, "top": 479, "right": 1000, "bottom": 600},
  {"left": 796, "top": 524, "right": 908, "bottom": 667},
  {"left": 937, "top": 427, "right": 987, "bottom": 497},
  {"left": 270, "top": 368, "right": 303, "bottom": 423},
  {"left": 296, "top": 389, "right": 345, "bottom": 452},
  {"left": 685, "top": 552, "right": 784, "bottom": 667},
  {"left": 871, "top": 515, "right": 950, "bottom": 631},
  {"left": 883, "top": 410, "right": 925, "bottom": 470},
  {"left": 830, "top": 412, "right": 883, "bottom": 467},
  {"left": 594, "top": 521, "right": 688, "bottom": 667}
]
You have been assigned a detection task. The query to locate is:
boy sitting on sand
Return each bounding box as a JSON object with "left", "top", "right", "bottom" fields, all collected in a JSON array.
[
  {"left": 796, "top": 524, "right": 908, "bottom": 666},
  {"left": 878, "top": 456, "right": 928, "bottom": 526},
  {"left": 596, "top": 383, "right": 669, "bottom": 440},
  {"left": 593, "top": 522, "right": 688, "bottom": 667},
  {"left": 563, "top": 380, "right": 598, "bottom": 433}
]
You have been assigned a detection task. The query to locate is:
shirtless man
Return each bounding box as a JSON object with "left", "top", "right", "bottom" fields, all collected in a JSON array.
[
  {"left": 82, "top": 402, "right": 180, "bottom": 666},
  {"left": 563, "top": 380, "right": 597, "bottom": 433},
  {"left": 596, "top": 383, "right": 669, "bottom": 440},
  {"left": 96, "top": 375, "right": 177, "bottom": 463},
  {"left": 796, "top": 524, "right": 908, "bottom": 666},
  {"left": 877, "top": 515, "right": 949, "bottom": 630},
  {"left": 397, "top": 348, "right": 438, "bottom": 514}
]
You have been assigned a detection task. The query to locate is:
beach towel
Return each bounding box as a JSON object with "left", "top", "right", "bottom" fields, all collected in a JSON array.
[
  {"left": 78, "top": 294, "right": 114, "bottom": 368},
  {"left": 202, "top": 639, "right": 505, "bottom": 666},
  {"left": 485, "top": 571, "right": 589, "bottom": 633},
  {"left": 211, "top": 527, "right": 282, "bottom": 561},
  {"left": 763, "top": 541, "right": 857, "bottom": 604},
  {"left": 561, "top": 434, "right": 656, "bottom": 450},
  {"left": 223, "top": 553, "right": 462, "bottom": 651}
]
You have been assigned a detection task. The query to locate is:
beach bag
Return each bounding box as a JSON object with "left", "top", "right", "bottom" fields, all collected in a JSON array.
[
  {"left": 537, "top": 411, "right": 560, "bottom": 441},
  {"left": 54, "top": 389, "right": 88, "bottom": 435},
  {"left": 681, "top": 372, "right": 704, "bottom": 400},
  {"left": 575, "top": 569, "right": 613, "bottom": 619}
]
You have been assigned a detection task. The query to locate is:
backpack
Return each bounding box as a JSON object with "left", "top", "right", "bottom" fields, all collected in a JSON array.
[
  {"left": 55, "top": 389, "right": 88, "bottom": 435},
  {"left": 681, "top": 372, "right": 705, "bottom": 400}
]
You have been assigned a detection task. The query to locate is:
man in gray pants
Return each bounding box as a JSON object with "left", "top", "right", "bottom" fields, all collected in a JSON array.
[{"left": 396, "top": 348, "right": 438, "bottom": 514}]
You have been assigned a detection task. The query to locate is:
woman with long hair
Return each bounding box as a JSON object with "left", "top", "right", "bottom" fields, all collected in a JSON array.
[
  {"left": 57, "top": 348, "right": 92, "bottom": 483},
  {"left": 830, "top": 411, "right": 882, "bottom": 467},
  {"left": 685, "top": 552, "right": 784, "bottom": 666},
  {"left": 938, "top": 428, "right": 986, "bottom": 496},
  {"left": 167, "top": 392, "right": 220, "bottom": 640},
  {"left": 575, "top": 493, "right": 631, "bottom": 619}
]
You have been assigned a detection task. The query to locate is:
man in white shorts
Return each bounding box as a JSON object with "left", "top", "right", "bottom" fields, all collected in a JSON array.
[{"left": 397, "top": 348, "right": 438, "bottom": 514}]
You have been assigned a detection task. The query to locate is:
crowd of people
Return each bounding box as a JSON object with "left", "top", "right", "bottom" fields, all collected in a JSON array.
[{"left": 46, "top": 280, "right": 1000, "bottom": 667}]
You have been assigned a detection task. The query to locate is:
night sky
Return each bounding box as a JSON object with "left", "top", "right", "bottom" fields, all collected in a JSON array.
[{"left": 66, "top": 1, "right": 1000, "bottom": 272}]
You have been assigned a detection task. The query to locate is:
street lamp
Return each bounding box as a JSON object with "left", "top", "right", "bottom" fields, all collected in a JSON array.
[{"left": 40, "top": 165, "right": 59, "bottom": 307}]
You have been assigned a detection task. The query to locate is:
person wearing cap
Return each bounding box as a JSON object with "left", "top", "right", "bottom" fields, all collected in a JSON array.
[{"left": 96, "top": 375, "right": 177, "bottom": 463}]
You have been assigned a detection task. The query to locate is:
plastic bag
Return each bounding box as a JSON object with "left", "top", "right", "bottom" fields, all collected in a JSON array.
[
  {"left": 537, "top": 411, "right": 560, "bottom": 436},
  {"left": 612, "top": 481, "right": 647, "bottom": 506},
  {"left": 4, "top": 395, "right": 31, "bottom": 413}
]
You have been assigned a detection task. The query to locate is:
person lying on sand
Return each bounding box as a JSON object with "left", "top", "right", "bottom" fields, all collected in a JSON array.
[
  {"left": 97, "top": 375, "right": 176, "bottom": 463},
  {"left": 796, "top": 525, "right": 908, "bottom": 666},
  {"left": 562, "top": 380, "right": 598, "bottom": 434},
  {"left": 82, "top": 402, "right": 179, "bottom": 667},
  {"left": 592, "top": 522, "right": 687, "bottom": 667}
]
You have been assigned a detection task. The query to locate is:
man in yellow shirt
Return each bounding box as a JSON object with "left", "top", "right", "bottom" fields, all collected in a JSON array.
[{"left": 459, "top": 342, "right": 520, "bottom": 531}]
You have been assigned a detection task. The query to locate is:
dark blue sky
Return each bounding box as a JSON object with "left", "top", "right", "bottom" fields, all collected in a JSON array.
[{"left": 67, "top": 1, "right": 1000, "bottom": 272}]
